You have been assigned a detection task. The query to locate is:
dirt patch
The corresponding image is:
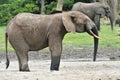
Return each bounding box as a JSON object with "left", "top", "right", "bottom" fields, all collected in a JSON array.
[
  {"left": 0, "top": 46, "right": 120, "bottom": 61},
  {"left": 0, "top": 61, "right": 120, "bottom": 80},
  {"left": 0, "top": 46, "right": 120, "bottom": 80}
]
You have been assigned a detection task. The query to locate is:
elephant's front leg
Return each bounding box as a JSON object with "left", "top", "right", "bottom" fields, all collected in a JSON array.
[
  {"left": 94, "top": 15, "right": 100, "bottom": 31},
  {"left": 49, "top": 36, "right": 62, "bottom": 71}
]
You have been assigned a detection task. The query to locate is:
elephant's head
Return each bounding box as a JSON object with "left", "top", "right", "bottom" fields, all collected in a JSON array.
[
  {"left": 95, "top": 3, "right": 114, "bottom": 30},
  {"left": 62, "top": 11, "right": 99, "bottom": 61}
]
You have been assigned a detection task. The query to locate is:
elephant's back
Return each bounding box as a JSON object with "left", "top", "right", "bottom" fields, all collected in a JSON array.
[
  {"left": 13, "top": 13, "right": 45, "bottom": 27},
  {"left": 72, "top": 2, "right": 94, "bottom": 11},
  {"left": 72, "top": 2, "right": 95, "bottom": 19}
]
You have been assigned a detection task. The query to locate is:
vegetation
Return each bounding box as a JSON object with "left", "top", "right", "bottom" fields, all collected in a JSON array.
[
  {"left": 0, "top": 25, "right": 120, "bottom": 51},
  {"left": 63, "top": 25, "right": 120, "bottom": 48},
  {"left": 0, "top": 0, "right": 120, "bottom": 51},
  {"left": 0, "top": 0, "right": 119, "bottom": 25},
  {"left": 0, "top": 0, "right": 74, "bottom": 25},
  {"left": 0, "top": 0, "right": 40, "bottom": 25}
]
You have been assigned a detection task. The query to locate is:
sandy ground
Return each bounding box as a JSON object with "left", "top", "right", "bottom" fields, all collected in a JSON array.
[
  {"left": 0, "top": 46, "right": 120, "bottom": 80},
  {"left": 0, "top": 61, "right": 120, "bottom": 80}
]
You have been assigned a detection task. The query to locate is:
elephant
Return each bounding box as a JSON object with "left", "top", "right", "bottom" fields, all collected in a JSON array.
[
  {"left": 115, "top": 18, "right": 120, "bottom": 27},
  {"left": 5, "top": 11, "right": 99, "bottom": 71},
  {"left": 72, "top": 2, "right": 114, "bottom": 31}
]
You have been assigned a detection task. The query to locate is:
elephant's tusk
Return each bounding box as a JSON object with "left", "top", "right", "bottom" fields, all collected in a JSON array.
[{"left": 90, "top": 30, "right": 100, "bottom": 39}]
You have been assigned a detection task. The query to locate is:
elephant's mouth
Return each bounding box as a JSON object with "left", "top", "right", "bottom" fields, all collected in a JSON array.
[
  {"left": 86, "top": 27, "right": 100, "bottom": 39},
  {"left": 89, "top": 30, "right": 100, "bottom": 39}
]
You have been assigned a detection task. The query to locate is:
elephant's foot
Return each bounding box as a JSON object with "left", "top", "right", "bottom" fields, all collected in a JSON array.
[
  {"left": 50, "top": 64, "right": 59, "bottom": 71},
  {"left": 19, "top": 64, "right": 30, "bottom": 72},
  {"left": 20, "top": 69, "right": 30, "bottom": 72}
]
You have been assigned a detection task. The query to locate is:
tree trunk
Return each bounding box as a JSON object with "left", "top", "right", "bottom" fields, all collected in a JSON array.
[
  {"left": 41, "top": 0, "right": 45, "bottom": 14},
  {"left": 56, "top": 0, "right": 63, "bottom": 11},
  {"left": 117, "top": 0, "right": 120, "bottom": 15}
]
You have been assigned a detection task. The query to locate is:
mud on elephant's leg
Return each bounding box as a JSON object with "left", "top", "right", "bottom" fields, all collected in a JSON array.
[
  {"left": 50, "top": 56, "right": 61, "bottom": 71},
  {"left": 49, "top": 36, "right": 62, "bottom": 71}
]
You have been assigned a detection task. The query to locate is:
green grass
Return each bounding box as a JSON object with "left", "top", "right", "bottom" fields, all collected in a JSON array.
[
  {"left": 0, "top": 25, "right": 120, "bottom": 51},
  {"left": 0, "top": 26, "right": 6, "bottom": 50},
  {"left": 63, "top": 24, "right": 120, "bottom": 48},
  {"left": 0, "top": 26, "right": 13, "bottom": 51}
]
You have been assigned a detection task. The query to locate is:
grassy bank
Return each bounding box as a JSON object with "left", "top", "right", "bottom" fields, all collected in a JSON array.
[
  {"left": 0, "top": 25, "right": 120, "bottom": 51},
  {"left": 63, "top": 24, "right": 120, "bottom": 48}
]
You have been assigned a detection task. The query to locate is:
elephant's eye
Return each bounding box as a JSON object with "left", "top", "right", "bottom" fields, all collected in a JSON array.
[
  {"left": 106, "top": 9, "right": 110, "bottom": 13},
  {"left": 105, "top": 7, "right": 110, "bottom": 13}
]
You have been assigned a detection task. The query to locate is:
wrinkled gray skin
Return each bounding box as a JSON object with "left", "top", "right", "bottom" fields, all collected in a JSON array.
[
  {"left": 72, "top": 2, "right": 114, "bottom": 31},
  {"left": 5, "top": 11, "right": 99, "bottom": 71}
]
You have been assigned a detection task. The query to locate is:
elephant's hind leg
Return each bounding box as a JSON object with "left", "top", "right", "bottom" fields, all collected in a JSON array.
[
  {"left": 9, "top": 32, "right": 30, "bottom": 71},
  {"left": 16, "top": 50, "right": 29, "bottom": 71}
]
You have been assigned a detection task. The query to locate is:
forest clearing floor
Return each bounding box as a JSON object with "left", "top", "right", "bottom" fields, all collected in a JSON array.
[{"left": 0, "top": 46, "right": 120, "bottom": 80}]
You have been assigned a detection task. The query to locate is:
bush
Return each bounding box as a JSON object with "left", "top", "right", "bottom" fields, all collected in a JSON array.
[
  {"left": 0, "top": 0, "right": 39, "bottom": 25},
  {"left": 0, "top": 4, "right": 11, "bottom": 25},
  {"left": 0, "top": 0, "right": 74, "bottom": 25},
  {"left": 44, "top": 0, "right": 74, "bottom": 14},
  {"left": 45, "top": 1, "right": 57, "bottom": 14},
  {"left": 63, "top": 0, "right": 74, "bottom": 11}
]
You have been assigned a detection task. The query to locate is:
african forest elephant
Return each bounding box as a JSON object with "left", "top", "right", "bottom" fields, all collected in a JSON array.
[
  {"left": 5, "top": 11, "right": 99, "bottom": 71},
  {"left": 72, "top": 2, "right": 114, "bottom": 31}
]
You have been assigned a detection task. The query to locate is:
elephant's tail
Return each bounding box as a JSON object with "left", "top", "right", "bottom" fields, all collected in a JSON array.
[{"left": 5, "top": 32, "right": 9, "bottom": 69}]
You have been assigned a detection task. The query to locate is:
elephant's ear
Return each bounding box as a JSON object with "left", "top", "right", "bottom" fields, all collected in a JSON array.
[
  {"left": 95, "top": 7, "right": 105, "bottom": 18},
  {"left": 62, "top": 12, "right": 76, "bottom": 33}
]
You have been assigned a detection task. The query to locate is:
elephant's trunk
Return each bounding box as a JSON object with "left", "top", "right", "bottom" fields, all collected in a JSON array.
[
  {"left": 87, "top": 27, "right": 99, "bottom": 61},
  {"left": 109, "top": 14, "right": 114, "bottom": 31}
]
